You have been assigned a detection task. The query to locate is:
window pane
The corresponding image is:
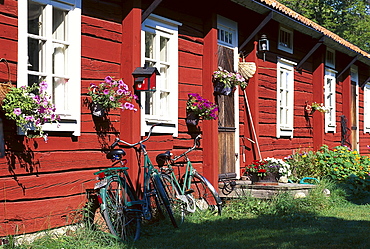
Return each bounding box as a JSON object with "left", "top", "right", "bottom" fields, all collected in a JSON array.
[
  {"left": 53, "top": 77, "right": 68, "bottom": 111},
  {"left": 28, "top": 37, "right": 45, "bottom": 73},
  {"left": 145, "top": 92, "right": 154, "bottom": 115},
  {"left": 160, "top": 66, "right": 168, "bottom": 89},
  {"left": 53, "top": 44, "right": 67, "bottom": 75},
  {"left": 53, "top": 8, "right": 67, "bottom": 41},
  {"left": 28, "top": 2, "right": 44, "bottom": 36},
  {"left": 160, "top": 36, "right": 168, "bottom": 62},
  {"left": 145, "top": 32, "right": 155, "bottom": 59}
]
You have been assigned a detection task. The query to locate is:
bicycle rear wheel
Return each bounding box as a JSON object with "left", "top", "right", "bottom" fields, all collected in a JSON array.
[
  {"left": 101, "top": 176, "right": 141, "bottom": 241},
  {"left": 160, "top": 173, "right": 187, "bottom": 225},
  {"left": 187, "top": 172, "right": 222, "bottom": 215},
  {"left": 151, "top": 174, "right": 179, "bottom": 228}
]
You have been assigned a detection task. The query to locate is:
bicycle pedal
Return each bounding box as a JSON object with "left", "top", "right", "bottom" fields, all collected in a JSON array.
[{"left": 185, "top": 189, "right": 194, "bottom": 194}]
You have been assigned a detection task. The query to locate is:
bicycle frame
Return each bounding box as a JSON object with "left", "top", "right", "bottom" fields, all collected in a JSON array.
[{"left": 110, "top": 124, "right": 170, "bottom": 222}]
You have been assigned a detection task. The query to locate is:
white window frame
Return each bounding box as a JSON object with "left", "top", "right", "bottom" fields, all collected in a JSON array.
[
  {"left": 326, "top": 48, "right": 336, "bottom": 69},
  {"left": 324, "top": 68, "right": 337, "bottom": 133},
  {"left": 217, "top": 15, "right": 238, "bottom": 50},
  {"left": 364, "top": 82, "right": 370, "bottom": 134},
  {"left": 278, "top": 26, "right": 293, "bottom": 54},
  {"left": 141, "top": 14, "right": 181, "bottom": 136},
  {"left": 18, "top": 0, "right": 81, "bottom": 136},
  {"left": 276, "top": 58, "right": 295, "bottom": 138}
]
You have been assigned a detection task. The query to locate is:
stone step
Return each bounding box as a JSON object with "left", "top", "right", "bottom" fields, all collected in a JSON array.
[{"left": 218, "top": 180, "right": 316, "bottom": 199}]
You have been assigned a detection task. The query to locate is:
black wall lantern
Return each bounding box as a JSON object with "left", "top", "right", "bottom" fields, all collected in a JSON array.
[
  {"left": 132, "top": 66, "right": 160, "bottom": 92},
  {"left": 258, "top": 34, "right": 270, "bottom": 61}
]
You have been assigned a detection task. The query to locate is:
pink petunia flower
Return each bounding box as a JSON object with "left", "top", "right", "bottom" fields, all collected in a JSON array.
[{"left": 13, "top": 108, "right": 22, "bottom": 116}]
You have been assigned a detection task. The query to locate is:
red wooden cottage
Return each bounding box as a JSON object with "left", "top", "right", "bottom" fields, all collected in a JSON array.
[{"left": 1, "top": 0, "right": 370, "bottom": 237}]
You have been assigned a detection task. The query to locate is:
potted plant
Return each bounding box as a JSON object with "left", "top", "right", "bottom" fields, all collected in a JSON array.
[
  {"left": 212, "top": 67, "right": 247, "bottom": 95},
  {"left": 186, "top": 93, "right": 218, "bottom": 125},
  {"left": 305, "top": 102, "right": 329, "bottom": 115},
  {"left": 244, "top": 157, "right": 291, "bottom": 184},
  {"left": 2, "top": 81, "right": 60, "bottom": 138},
  {"left": 87, "top": 76, "right": 137, "bottom": 117}
]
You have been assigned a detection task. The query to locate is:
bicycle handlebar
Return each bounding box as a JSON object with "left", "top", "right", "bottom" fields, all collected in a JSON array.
[
  {"left": 110, "top": 123, "right": 163, "bottom": 149},
  {"left": 172, "top": 134, "right": 201, "bottom": 161}
]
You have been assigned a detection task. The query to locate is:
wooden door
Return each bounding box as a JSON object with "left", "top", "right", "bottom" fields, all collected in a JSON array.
[
  {"left": 217, "top": 45, "right": 236, "bottom": 174},
  {"left": 351, "top": 79, "right": 359, "bottom": 150}
]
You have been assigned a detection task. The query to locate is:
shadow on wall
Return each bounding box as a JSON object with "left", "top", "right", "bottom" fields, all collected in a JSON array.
[
  {"left": 0, "top": 111, "right": 40, "bottom": 195},
  {"left": 83, "top": 97, "right": 118, "bottom": 151}
]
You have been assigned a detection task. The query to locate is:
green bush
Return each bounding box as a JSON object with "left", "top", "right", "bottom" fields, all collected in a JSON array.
[{"left": 285, "top": 145, "right": 370, "bottom": 196}]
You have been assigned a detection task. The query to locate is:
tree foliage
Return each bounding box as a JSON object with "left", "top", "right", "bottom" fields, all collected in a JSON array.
[{"left": 279, "top": 0, "right": 370, "bottom": 52}]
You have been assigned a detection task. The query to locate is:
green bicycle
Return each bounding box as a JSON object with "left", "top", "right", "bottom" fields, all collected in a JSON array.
[
  {"left": 156, "top": 134, "right": 223, "bottom": 224},
  {"left": 110, "top": 123, "right": 179, "bottom": 228},
  {"left": 93, "top": 124, "right": 178, "bottom": 241},
  {"left": 93, "top": 149, "right": 141, "bottom": 241}
]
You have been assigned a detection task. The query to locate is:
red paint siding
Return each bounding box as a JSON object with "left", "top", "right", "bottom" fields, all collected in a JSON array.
[{"left": 1, "top": 0, "right": 370, "bottom": 237}]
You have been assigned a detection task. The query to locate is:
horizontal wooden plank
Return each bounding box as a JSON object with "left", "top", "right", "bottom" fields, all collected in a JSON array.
[
  {"left": 81, "top": 59, "right": 121, "bottom": 81},
  {"left": 82, "top": 36, "right": 121, "bottom": 63},
  {"left": 179, "top": 67, "right": 202, "bottom": 85},
  {"left": 0, "top": 169, "right": 97, "bottom": 201},
  {"left": 0, "top": 38, "right": 17, "bottom": 62},
  {"left": 179, "top": 51, "right": 202, "bottom": 69},
  {"left": 0, "top": 195, "right": 87, "bottom": 236},
  {"left": 0, "top": 1, "right": 17, "bottom": 16},
  {"left": 179, "top": 36, "right": 203, "bottom": 55},
  {"left": 82, "top": 16, "right": 121, "bottom": 41}
]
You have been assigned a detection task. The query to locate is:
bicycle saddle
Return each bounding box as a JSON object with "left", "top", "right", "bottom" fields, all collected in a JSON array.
[
  {"left": 156, "top": 150, "right": 171, "bottom": 167},
  {"left": 106, "top": 149, "right": 126, "bottom": 159}
]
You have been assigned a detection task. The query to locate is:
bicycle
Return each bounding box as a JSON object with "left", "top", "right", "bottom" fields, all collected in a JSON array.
[
  {"left": 156, "top": 134, "right": 223, "bottom": 223},
  {"left": 93, "top": 124, "right": 178, "bottom": 241},
  {"left": 109, "top": 123, "right": 179, "bottom": 228},
  {"left": 93, "top": 148, "right": 141, "bottom": 241}
]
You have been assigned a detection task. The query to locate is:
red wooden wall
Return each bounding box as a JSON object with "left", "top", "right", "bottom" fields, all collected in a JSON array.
[{"left": 1, "top": 0, "right": 370, "bottom": 237}]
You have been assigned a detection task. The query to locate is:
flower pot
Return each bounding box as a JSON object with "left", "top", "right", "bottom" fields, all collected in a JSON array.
[
  {"left": 186, "top": 112, "right": 200, "bottom": 126},
  {"left": 251, "top": 172, "right": 280, "bottom": 185},
  {"left": 213, "top": 80, "right": 233, "bottom": 96},
  {"left": 91, "top": 103, "right": 106, "bottom": 118}
]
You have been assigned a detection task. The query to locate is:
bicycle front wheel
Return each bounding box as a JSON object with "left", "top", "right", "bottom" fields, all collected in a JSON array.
[
  {"left": 152, "top": 174, "right": 179, "bottom": 228},
  {"left": 101, "top": 176, "right": 141, "bottom": 241},
  {"left": 187, "top": 172, "right": 222, "bottom": 215},
  {"left": 161, "top": 173, "right": 187, "bottom": 225}
]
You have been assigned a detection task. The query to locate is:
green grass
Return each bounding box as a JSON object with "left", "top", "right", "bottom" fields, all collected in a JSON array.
[{"left": 3, "top": 181, "right": 370, "bottom": 249}]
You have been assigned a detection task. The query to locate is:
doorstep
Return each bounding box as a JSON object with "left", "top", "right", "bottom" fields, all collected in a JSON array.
[{"left": 218, "top": 180, "right": 316, "bottom": 199}]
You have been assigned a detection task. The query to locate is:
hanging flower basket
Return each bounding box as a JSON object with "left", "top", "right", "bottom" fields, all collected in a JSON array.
[
  {"left": 186, "top": 93, "right": 218, "bottom": 126},
  {"left": 185, "top": 112, "right": 200, "bottom": 126},
  {"left": 213, "top": 80, "right": 233, "bottom": 96},
  {"left": 0, "top": 58, "right": 13, "bottom": 105},
  {"left": 212, "top": 68, "right": 247, "bottom": 96},
  {"left": 90, "top": 102, "right": 106, "bottom": 118},
  {"left": 87, "top": 76, "right": 137, "bottom": 117}
]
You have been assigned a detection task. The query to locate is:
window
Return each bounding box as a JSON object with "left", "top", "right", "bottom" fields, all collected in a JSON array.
[
  {"left": 324, "top": 69, "right": 336, "bottom": 133},
  {"left": 141, "top": 15, "right": 181, "bottom": 136},
  {"left": 18, "top": 0, "right": 81, "bottom": 136},
  {"left": 326, "top": 48, "right": 336, "bottom": 69},
  {"left": 217, "top": 15, "right": 238, "bottom": 49},
  {"left": 276, "top": 58, "right": 295, "bottom": 138},
  {"left": 278, "top": 26, "right": 293, "bottom": 54},
  {"left": 364, "top": 83, "right": 370, "bottom": 134}
]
